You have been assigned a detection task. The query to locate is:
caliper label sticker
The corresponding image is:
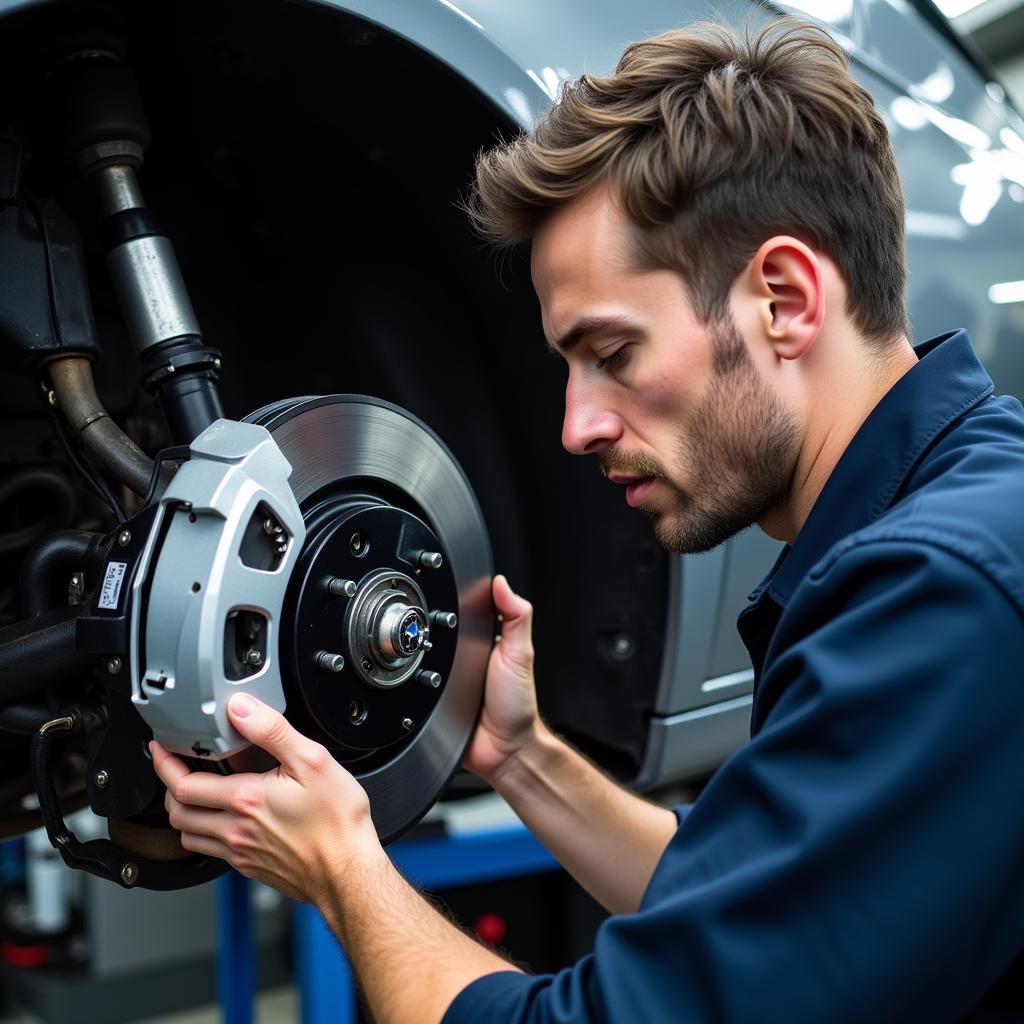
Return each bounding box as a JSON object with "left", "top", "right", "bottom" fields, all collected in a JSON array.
[{"left": 99, "top": 561, "right": 129, "bottom": 610}]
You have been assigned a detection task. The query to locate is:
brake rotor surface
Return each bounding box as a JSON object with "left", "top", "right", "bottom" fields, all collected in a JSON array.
[{"left": 246, "top": 396, "right": 493, "bottom": 843}]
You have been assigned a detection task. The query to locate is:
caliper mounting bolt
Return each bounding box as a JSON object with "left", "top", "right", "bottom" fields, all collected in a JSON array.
[
  {"left": 118, "top": 530, "right": 131, "bottom": 547},
  {"left": 121, "top": 862, "right": 139, "bottom": 887},
  {"left": 107, "top": 656, "right": 122, "bottom": 675},
  {"left": 244, "top": 649, "right": 263, "bottom": 667},
  {"left": 94, "top": 770, "right": 110, "bottom": 788}
]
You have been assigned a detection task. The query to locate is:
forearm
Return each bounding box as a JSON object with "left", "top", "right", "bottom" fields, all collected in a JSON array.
[
  {"left": 489, "top": 721, "right": 677, "bottom": 914},
  {"left": 320, "top": 839, "right": 519, "bottom": 1024}
]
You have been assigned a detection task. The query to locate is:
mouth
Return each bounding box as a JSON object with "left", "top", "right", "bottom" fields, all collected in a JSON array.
[{"left": 612, "top": 476, "right": 655, "bottom": 507}]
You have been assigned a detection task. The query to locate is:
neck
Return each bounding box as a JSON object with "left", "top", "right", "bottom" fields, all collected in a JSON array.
[{"left": 759, "top": 333, "right": 918, "bottom": 545}]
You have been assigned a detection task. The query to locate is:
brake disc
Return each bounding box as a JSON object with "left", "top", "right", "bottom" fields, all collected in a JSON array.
[
  {"left": 252, "top": 395, "right": 493, "bottom": 841},
  {"left": 133, "top": 395, "right": 492, "bottom": 844}
]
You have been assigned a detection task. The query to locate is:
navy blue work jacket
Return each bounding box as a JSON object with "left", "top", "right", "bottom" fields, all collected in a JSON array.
[{"left": 444, "top": 329, "right": 1024, "bottom": 1023}]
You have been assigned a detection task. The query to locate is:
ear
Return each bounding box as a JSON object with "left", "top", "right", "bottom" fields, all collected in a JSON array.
[{"left": 743, "top": 236, "right": 825, "bottom": 361}]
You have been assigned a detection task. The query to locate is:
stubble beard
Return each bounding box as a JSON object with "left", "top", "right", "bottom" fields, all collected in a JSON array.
[{"left": 602, "top": 316, "right": 799, "bottom": 556}]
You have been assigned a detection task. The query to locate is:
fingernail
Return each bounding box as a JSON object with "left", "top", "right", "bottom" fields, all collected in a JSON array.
[{"left": 230, "top": 693, "right": 258, "bottom": 718}]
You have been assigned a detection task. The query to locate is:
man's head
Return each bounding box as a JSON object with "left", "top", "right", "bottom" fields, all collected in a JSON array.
[{"left": 468, "top": 19, "right": 910, "bottom": 553}]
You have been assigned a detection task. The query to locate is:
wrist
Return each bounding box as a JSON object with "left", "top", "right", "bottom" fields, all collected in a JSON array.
[
  {"left": 317, "top": 829, "right": 391, "bottom": 938},
  {"left": 488, "top": 717, "right": 561, "bottom": 795}
]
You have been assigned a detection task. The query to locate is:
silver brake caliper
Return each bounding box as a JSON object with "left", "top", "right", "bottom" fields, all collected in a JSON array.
[{"left": 130, "top": 420, "right": 306, "bottom": 758}]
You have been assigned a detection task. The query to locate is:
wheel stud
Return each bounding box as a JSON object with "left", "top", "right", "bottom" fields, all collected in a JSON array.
[
  {"left": 325, "top": 576, "right": 358, "bottom": 597},
  {"left": 316, "top": 651, "right": 345, "bottom": 673},
  {"left": 430, "top": 611, "right": 457, "bottom": 629},
  {"left": 417, "top": 551, "right": 443, "bottom": 569},
  {"left": 417, "top": 670, "right": 442, "bottom": 689}
]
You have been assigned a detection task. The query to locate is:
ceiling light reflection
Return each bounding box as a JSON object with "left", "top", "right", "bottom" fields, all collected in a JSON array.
[{"left": 988, "top": 280, "right": 1024, "bottom": 304}]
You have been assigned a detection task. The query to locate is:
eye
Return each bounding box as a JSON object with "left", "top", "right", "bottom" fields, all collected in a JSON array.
[{"left": 596, "top": 345, "right": 630, "bottom": 371}]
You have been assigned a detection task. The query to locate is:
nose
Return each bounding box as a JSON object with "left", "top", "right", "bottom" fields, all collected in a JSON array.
[{"left": 561, "top": 373, "right": 623, "bottom": 456}]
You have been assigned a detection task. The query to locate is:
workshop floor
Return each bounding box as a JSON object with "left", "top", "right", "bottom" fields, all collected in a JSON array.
[{"left": 0, "top": 984, "right": 299, "bottom": 1024}]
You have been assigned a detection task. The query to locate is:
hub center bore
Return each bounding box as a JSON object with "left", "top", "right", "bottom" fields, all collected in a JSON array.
[{"left": 348, "top": 570, "right": 432, "bottom": 688}]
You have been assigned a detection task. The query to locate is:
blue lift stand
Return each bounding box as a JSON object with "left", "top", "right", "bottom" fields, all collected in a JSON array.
[{"left": 217, "top": 821, "right": 559, "bottom": 1024}]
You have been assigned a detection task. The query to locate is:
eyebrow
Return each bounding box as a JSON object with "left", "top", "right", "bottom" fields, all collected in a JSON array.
[{"left": 548, "top": 314, "right": 639, "bottom": 354}]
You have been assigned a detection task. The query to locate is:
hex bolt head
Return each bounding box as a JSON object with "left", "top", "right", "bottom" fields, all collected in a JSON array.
[
  {"left": 326, "top": 577, "right": 358, "bottom": 598},
  {"left": 94, "top": 770, "right": 110, "bottom": 789},
  {"left": 431, "top": 611, "right": 458, "bottom": 629},
  {"left": 121, "top": 862, "right": 139, "bottom": 887},
  {"left": 262, "top": 517, "right": 277, "bottom": 535},
  {"left": 417, "top": 670, "right": 442, "bottom": 689},
  {"left": 316, "top": 651, "right": 346, "bottom": 673},
  {"left": 107, "top": 656, "right": 122, "bottom": 675},
  {"left": 244, "top": 649, "right": 263, "bottom": 667},
  {"left": 401, "top": 717, "right": 414, "bottom": 731},
  {"left": 118, "top": 530, "right": 131, "bottom": 547},
  {"left": 417, "top": 551, "right": 443, "bottom": 570}
]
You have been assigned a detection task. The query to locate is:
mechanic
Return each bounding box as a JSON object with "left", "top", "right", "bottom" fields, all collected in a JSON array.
[{"left": 151, "top": 18, "right": 1024, "bottom": 1022}]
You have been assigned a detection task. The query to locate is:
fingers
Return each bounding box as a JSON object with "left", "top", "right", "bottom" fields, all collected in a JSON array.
[
  {"left": 227, "top": 694, "right": 328, "bottom": 779},
  {"left": 164, "top": 795, "right": 226, "bottom": 839},
  {"left": 177, "top": 830, "right": 234, "bottom": 863},
  {"left": 150, "top": 741, "right": 191, "bottom": 793}
]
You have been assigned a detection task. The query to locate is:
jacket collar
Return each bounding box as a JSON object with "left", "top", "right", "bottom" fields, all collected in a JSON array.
[{"left": 747, "top": 329, "right": 994, "bottom": 608}]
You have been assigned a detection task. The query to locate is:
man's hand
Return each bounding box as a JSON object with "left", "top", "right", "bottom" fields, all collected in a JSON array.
[
  {"left": 463, "top": 575, "right": 541, "bottom": 783},
  {"left": 150, "top": 694, "right": 384, "bottom": 904}
]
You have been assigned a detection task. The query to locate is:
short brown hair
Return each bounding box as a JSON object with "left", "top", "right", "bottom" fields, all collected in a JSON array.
[{"left": 468, "top": 18, "right": 908, "bottom": 346}]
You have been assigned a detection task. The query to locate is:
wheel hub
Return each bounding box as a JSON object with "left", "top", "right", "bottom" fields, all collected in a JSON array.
[{"left": 286, "top": 497, "right": 459, "bottom": 754}]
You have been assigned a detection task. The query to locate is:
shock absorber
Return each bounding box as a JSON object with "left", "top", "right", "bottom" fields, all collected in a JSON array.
[{"left": 46, "top": 43, "right": 224, "bottom": 445}]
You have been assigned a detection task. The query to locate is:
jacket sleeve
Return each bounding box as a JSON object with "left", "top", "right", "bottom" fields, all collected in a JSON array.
[{"left": 443, "top": 540, "right": 1024, "bottom": 1024}]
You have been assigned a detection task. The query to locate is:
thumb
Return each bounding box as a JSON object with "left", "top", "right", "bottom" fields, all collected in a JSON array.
[
  {"left": 493, "top": 575, "right": 534, "bottom": 662},
  {"left": 227, "top": 693, "right": 312, "bottom": 773}
]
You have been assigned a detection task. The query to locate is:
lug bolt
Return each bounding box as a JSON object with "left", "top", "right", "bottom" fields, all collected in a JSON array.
[
  {"left": 350, "top": 531, "right": 368, "bottom": 556},
  {"left": 325, "top": 577, "right": 358, "bottom": 598},
  {"left": 361, "top": 657, "right": 373, "bottom": 671},
  {"left": 245, "top": 649, "right": 263, "bottom": 667},
  {"left": 417, "top": 551, "right": 443, "bottom": 570},
  {"left": 417, "top": 670, "right": 442, "bottom": 689},
  {"left": 107, "top": 656, "right": 122, "bottom": 675},
  {"left": 213, "top": 357, "right": 222, "bottom": 369},
  {"left": 121, "top": 862, "right": 139, "bottom": 887},
  {"left": 47, "top": 389, "right": 57, "bottom": 407},
  {"left": 118, "top": 530, "right": 131, "bottom": 547},
  {"left": 94, "top": 770, "right": 110, "bottom": 789},
  {"left": 262, "top": 517, "right": 276, "bottom": 534},
  {"left": 431, "top": 611, "right": 458, "bottom": 629},
  {"left": 316, "top": 652, "right": 346, "bottom": 673},
  {"left": 401, "top": 717, "right": 414, "bottom": 731}
]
